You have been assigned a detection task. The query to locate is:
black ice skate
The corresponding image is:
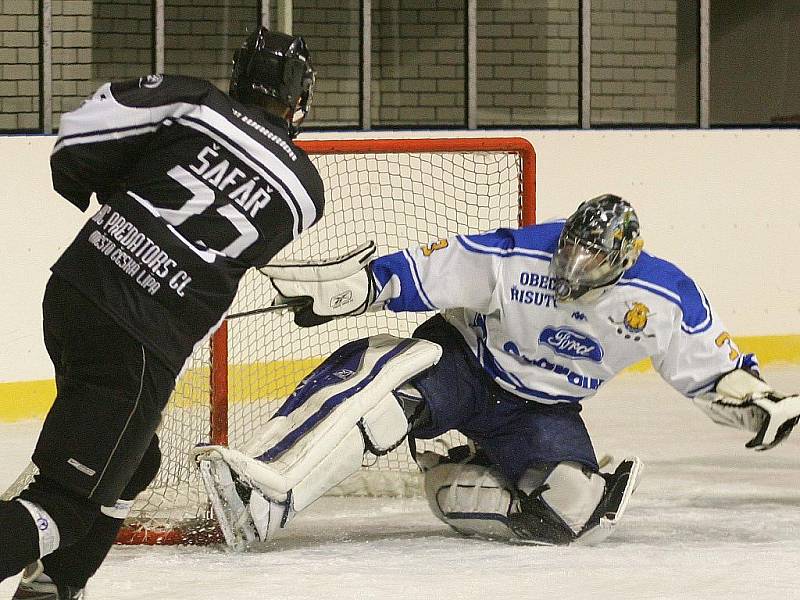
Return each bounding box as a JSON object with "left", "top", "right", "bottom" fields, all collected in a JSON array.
[{"left": 11, "top": 561, "right": 85, "bottom": 600}]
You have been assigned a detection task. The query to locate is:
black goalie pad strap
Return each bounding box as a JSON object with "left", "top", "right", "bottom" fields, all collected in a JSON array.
[{"left": 508, "top": 484, "right": 577, "bottom": 545}]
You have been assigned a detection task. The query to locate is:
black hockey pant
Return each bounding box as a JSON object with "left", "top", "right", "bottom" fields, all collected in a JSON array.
[{"left": 0, "top": 275, "right": 175, "bottom": 581}]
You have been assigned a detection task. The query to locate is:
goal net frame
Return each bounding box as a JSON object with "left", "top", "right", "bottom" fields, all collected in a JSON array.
[{"left": 119, "top": 136, "right": 536, "bottom": 544}]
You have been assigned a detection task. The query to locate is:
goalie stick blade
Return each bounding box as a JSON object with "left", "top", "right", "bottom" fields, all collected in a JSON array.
[{"left": 198, "top": 459, "right": 258, "bottom": 552}]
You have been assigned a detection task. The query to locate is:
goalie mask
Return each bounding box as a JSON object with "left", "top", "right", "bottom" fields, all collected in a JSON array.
[
  {"left": 550, "top": 194, "right": 644, "bottom": 303},
  {"left": 230, "top": 27, "right": 315, "bottom": 138}
]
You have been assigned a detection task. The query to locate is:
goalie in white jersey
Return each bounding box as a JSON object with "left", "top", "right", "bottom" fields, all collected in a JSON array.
[{"left": 195, "top": 194, "right": 800, "bottom": 548}]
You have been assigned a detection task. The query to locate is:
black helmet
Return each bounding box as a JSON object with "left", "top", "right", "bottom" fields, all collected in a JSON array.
[
  {"left": 550, "top": 194, "right": 644, "bottom": 303},
  {"left": 230, "top": 27, "right": 315, "bottom": 138}
]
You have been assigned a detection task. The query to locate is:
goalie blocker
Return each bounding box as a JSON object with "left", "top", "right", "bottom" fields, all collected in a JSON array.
[{"left": 191, "top": 334, "right": 442, "bottom": 550}]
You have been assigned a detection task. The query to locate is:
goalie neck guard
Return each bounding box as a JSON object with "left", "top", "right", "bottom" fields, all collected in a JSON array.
[
  {"left": 229, "top": 26, "right": 315, "bottom": 138},
  {"left": 550, "top": 194, "right": 644, "bottom": 303}
]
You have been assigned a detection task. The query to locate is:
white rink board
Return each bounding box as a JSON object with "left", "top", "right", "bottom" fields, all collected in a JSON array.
[
  {"left": 1, "top": 367, "right": 799, "bottom": 600},
  {"left": 1, "top": 130, "right": 799, "bottom": 383}
]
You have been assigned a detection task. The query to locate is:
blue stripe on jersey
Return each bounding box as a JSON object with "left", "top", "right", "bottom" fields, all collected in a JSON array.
[
  {"left": 371, "top": 251, "right": 435, "bottom": 312},
  {"left": 474, "top": 314, "right": 586, "bottom": 403},
  {"left": 687, "top": 378, "right": 719, "bottom": 397},
  {"left": 457, "top": 236, "right": 552, "bottom": 262},
  {"left": 257, "top": 339, "right": 416, "bottom": 463},
  {"left": 403, "top": 249, "right": 436, "bottom": 309},
  {"left": 621, "top": 252, "right": 713, "bottom": 334},
  {"left": 456, "top": 222, "right": 561, "bottom": 261},
  {"left": 739, "top": 352, "right": 760, "bottom": 376}
]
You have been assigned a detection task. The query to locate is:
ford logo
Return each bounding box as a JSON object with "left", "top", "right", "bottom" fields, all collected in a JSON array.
[{"left": 539, "top": 327, "right": 604, "bottom": 362}]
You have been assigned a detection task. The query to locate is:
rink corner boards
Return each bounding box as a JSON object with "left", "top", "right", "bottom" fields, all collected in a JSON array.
[{"left": 0, "top": 334, "right": 799, "bottom": 422}]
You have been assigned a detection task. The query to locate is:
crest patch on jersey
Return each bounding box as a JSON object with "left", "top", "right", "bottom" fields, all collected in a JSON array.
[
  {"left": 608, "top": 302, "right": 656, "bottom": 341},
  {"left": 538, "top": 327, "right": 604, "bottom": 362}
]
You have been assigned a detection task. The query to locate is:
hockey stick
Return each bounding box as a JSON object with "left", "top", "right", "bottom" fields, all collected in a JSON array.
[
  {"left": 226, "top": 298, "right": 307, "bottom": 320},
  {"left": 227, "top": 296, "right": 385, "bottom": 321}
]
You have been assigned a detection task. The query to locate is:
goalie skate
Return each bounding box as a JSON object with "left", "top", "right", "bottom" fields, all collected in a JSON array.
[
  {"left": 197, "top": 452, "right": 258, "bottom": 551},
  {"left": 197, "top": 447, "right": 294, "bottom": 550}
]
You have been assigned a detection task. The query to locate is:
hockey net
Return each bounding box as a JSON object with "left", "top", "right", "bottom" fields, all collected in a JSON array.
[{"left": 5, "top": 137, "right": 535, "bottom": 544}]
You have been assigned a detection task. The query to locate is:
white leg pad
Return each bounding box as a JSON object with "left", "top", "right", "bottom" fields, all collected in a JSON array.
[
  {"left": 423, "top": 460, "right": 516, "bottom": 540},
  {"left": 518, "top": 462, "right": 606, "bottom": 535},
  {"left": 290, "top": 426, "right": 366, "bottom": 511},
  {"left": 192, "top": 335, "right": 441, "bottom": 544},
  {"left": 360, "top": 392, "right": 410, "bottom": 453},
  {"left": 238, "top": 335, "right": 439, "bottom": 501},
  {"left": 512, "top": 458, "right": 643, "bottom": 546}
]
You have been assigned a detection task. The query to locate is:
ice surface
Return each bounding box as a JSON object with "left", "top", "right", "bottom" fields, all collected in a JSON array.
[{"left": 1, "top": 369, "right": 799, "bottom": 600}]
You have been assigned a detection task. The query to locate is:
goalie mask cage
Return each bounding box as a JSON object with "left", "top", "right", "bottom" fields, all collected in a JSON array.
[{"left": 5, "top": 137, "right": 536, "bottom": 545}]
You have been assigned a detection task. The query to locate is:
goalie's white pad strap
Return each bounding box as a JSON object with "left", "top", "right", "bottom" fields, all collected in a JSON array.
[
  {"left": 360, "top": 389, "right": 410, "bottom": 453},
  {"left": 518, "top": 462, "right": 606, "bottom": 535},
  {"left": 289, "top": 425, "right": 366, "bottom": 511},
  {"left": 202, "top": 335, "right": 441, "bottom": 518},
  {"left": 424, "top": 461, "right": 516, "bottom": 540},
  {"left": 259, "top": 241, "right": 376, "bottom": 281}
]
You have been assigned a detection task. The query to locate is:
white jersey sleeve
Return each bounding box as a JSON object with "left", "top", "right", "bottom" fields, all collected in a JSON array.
[
  {"left": 371, "top": 230, "right": 513, "bottom": 314},
  {"left": 624, "top": 262, "right": 759, "bottom": 398}
]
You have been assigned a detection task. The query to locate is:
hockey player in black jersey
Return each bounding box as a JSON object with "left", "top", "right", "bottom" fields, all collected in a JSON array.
[{"left": 1, "top": 27, "right": 323, "bottom": 598}]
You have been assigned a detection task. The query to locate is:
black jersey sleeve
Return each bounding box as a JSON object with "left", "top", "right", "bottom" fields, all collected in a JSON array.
[{"left": 50, "top": 75, "right": 210, "bottom": 211}]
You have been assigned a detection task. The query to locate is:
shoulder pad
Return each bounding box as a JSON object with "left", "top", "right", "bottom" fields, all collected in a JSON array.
[{"left": 110, "top": 75, "right": 217, "bottom": 109}]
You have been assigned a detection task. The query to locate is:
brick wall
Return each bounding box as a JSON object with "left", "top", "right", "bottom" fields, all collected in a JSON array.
[
  {"left": 293, "top": 0, "right": 360, "bottom": 128},
  {"left": 478, "top": 0, "right": 578, "bottom": 126},
  {"left": 591, "top": 0, "right": 677, "bottom": 124},
  {"left": 370, "top": 0, "right": 465, "bottom": 127},
  {"left": 93, "top": 0, "right": 151, "bottom": 86},
  {"left": 52, "top": 0, "right": 94, "bottom": 129},
  {"left": 164, "top": 1, "right": 257, "bottom": 93},
  {"left": 0, "top": 0, "right": 39, "bottom": 130},
  {"left": 0, "top": 0, "right": 682, "bottom": 131}
]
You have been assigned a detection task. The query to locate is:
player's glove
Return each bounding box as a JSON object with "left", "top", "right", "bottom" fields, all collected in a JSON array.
[
  {"left": 259, "top": 241, "right": 377, "bottom": 327},
  {"left": 693, "top": 369, "right": 800, "bottom": 451}
]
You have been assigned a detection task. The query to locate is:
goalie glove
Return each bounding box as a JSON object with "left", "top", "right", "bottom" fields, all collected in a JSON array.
[
  {"left": 260, "top": 241, "right": 378, "bottom": 327},
  {"left": 693, "top": 369, "right": 800, "bottom": 451}
]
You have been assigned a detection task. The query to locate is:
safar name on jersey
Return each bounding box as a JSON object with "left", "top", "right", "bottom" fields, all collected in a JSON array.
[{"left": 189, "top": 144, "right": 273, "bottom": 218}]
